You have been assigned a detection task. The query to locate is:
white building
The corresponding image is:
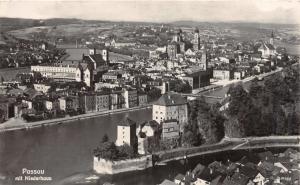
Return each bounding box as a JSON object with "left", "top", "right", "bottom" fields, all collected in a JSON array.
[
  {"left": 258, "top": 43, "right": 276, "bottom": 58},
  {"left": 152, "top": 93, "right": 188, "bottom": 132},
  {"left": 31, "top": 64, "right": 93, "bottom": 87},
  {"left": 33, "top": 83, "right": 51, "bottom": 93},
  {"left": 115, "top": 117, "right": 137, "bottom": 147}
]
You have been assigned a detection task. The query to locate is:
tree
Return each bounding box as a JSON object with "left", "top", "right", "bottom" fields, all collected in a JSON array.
[
  {"left": 226, "top": 84, "right": 253, "bottom": 137},
  {"left": 169, "top": 79, "right": 192, "bottom": 93},
  {"left": 93, "top": 141, "right": 119, "bottom": 160},
  {"left": 146, "top": 87, "right": 161, "bottom": 102},
  {"left": 118, "top": 144, "right": 136, "bottom": 159},
  {"left": 101, "top": 134, "right": 109, "bottom": 143}
]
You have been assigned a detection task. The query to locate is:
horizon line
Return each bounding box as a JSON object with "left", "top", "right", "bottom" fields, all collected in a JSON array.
[{"left": 0, "top": 16, "right": 299, "bottom": 26}]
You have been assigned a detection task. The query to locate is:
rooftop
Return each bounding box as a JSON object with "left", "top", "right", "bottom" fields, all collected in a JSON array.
[
  {"left": 154, "top": 93, "right": 187, "bottom": 106},
  {"left": 118, "top": 117, "right": 136, "bottom": 127}
]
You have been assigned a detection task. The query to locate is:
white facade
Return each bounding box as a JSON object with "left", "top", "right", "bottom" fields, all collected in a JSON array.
[
  {"left": 33, "top": 84, "right": 51, "bottom": 93},
  {"left": 115, "top": 125, "right": 135, "bottom": 147},
  {"left": 252, "top": 173, "right": 266, "bottom": 185},
  {"left": 258, "top": 43, "right": 276, "bottom": 58},
  {"left": 31, "top": 65, "right": 82, "bottom": 82},
  {"left": 213, "top": 69, "right": 232, "bottom": 80},
  {"left": 141, "top": 125, "right": 155, "bottom": 137},
  {"left": 22, "top": 100, "right": 33, "bottom": 109},
  {"left": 153, "top": 104, "right": 188, "bottom": 132},
  {"left": 58, "top": 98, "right": 67, "bottom": 111}
]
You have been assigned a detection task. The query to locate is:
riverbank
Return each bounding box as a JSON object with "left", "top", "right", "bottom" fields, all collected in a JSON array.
[{"left": 0, "top": 104, "right": 152, "bottom": 133}]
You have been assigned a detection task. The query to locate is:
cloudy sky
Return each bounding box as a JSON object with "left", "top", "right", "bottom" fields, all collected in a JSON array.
[{"left": 0, "top": 0, "right": 299, "bottom": 24}]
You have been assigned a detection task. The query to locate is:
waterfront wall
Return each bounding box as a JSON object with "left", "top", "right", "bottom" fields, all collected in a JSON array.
[{"left": 93, "top": 155, "right": 152, "bottom": 174}]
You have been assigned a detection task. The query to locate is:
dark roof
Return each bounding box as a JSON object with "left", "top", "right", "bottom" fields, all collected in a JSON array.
[
  {"left": 238, "top": 154, "right": 261, "bottom": 165},
  {"left": 240, "top": 165, "right": 259, "bottom": 179},
  {"left": 154, "top": 93, "right": 187, "bottom": 106},
  {"left": 192, "top": 163, "right": 206, "bottom": 176},
  {"left": 118, "top": 117, "right": 136, "bottom": 126},
  {"left": 258, "top": 161, "right": 275, "bottom": 173},
  {"left": 208, "top": 161, "right": 227, "bottom": 174},
  {"left": 283, "top": 148, "right": 297, "bottom": 156},
  {"left": 223, "top": 172, "right": 249, "bottom": 185},
  {"left": 197, "top": 167, "right": 221, "bottom": 182},
  {"left": 89, "top": 54, "right": 107, "bottom": 67},
  {"left": 258, "top": 151, "right": 275, "bottom": 162},
  {"left": 210, "top": 175, "right": 226, "bottom": 185}
]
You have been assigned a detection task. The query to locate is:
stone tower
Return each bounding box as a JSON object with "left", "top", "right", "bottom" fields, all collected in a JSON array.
[{"left": 193, "top": 28, "right": 200, "bottom": 51}]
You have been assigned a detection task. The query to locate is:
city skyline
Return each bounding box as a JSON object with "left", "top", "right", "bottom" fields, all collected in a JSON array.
[{"left": 0, "top": 0, "right": 300, "bottom": 24}]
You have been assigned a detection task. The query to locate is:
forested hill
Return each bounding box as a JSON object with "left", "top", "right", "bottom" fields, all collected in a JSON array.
[{"left": 225, "top": 65, "right": 300, "bottom": 137}]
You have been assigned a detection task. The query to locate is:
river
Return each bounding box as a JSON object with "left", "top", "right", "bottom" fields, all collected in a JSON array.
[{"left": 0, "top": 108, "right": 152, "bottom": 185}]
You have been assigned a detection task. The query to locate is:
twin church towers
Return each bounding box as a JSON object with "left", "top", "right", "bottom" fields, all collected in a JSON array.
[{"left": 167, "top": 28, "right": 201, "bottom": 59}]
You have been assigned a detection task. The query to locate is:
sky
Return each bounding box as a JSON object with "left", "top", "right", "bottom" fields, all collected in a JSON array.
[{"left": 0, "top": 0, "right": 300, "bottom": 24}]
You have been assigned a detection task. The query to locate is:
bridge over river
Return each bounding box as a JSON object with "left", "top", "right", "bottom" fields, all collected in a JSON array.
[{"left": 154, "top": 135, "right": 300, "bottom": 164}]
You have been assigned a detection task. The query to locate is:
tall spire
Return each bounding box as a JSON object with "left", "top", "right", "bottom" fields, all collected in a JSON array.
[{"left": 269, "top": 30, "right": 274, "bottom": 46}]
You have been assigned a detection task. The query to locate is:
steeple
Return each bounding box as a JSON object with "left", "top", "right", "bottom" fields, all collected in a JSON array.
[
  {"left": 270, "top": 30, "right": 274, "bottom": 45},
  {"left": 193, "top": 27, "right": 200, "bottom": 51}
]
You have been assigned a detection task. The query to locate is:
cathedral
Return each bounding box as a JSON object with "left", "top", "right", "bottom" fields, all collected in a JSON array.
[{"left": 167, "top": 29, "right": 185, "bottom": 59}]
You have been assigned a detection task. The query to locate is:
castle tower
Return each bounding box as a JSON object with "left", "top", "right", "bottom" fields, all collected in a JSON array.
[{"left": 193, "top": 28, "right": 200, "bottom": 51}]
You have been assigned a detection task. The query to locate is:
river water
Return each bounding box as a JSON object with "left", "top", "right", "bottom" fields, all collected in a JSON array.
[{"left": 0, "top": 108, "right": 152, "bottom": 185}]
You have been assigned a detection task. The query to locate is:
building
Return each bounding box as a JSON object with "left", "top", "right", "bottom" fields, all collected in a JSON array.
[
  {"left": 44, "top": 99, "right": 59, "bottom": 111},
  {"left": 79, "top": 93, "right": 96, "bottom": 113},
  {"left": 115, "top": 117, "right": 137, "bottom": 148},
  {"left": 58, "top": 96, "right": 79, "bottom": 111},
  {"left": 182, "top": 70, "right": 210, "bottom": 89},
  {"left": 95, "top": 92, "right": 110, "bottom": 112},
  {"left": 161, "top": 119, "right": 180, "bottom": 141},
  {"left": 167, "top": 42, "right": 178, "bottom": 59},
  {"left": 213, "top": 69, "right": 233, "bottom": 80},
  {"left": 152, "top": 93, "right": 188, "bottom": 132},
  {"left": 167, "top": 30, "right": 185, "bottom": 59},
  {"left": 0, "top": 98, "right": 14, "bottom": 122},
  {"left": 31, "top": 64, "right": 82, "bottom": 82},
  {"left": 123, "top": 88, "right": 138, "bottom": 108},
  {"left": 138, "top": 93, "right": 148, "bottom": 106},
  {"left": 33, "top": 83, "right": 51, "bottom": 93},
  {"left": 258, "top": 43, "right": 276, "bottom": 58},
  {"left": 109, "top": 92, "right": 125, "bottom": 110},
  {"left": 192, "top": 28, "right": 201, "bottom": 51}
]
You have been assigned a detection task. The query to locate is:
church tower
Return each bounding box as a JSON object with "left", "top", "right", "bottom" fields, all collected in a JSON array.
[
  {"left": 270, "top": 31, "right": 274, "bottom": 46},
  {"left": 193, "top": 28, "right": 200, "bottom": 51},
  {"left": 200, "top": 44, "right": 208, "bottom": 71}
]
